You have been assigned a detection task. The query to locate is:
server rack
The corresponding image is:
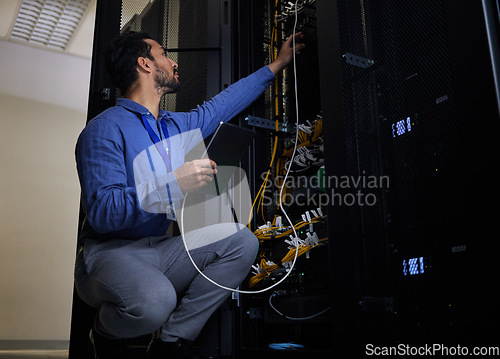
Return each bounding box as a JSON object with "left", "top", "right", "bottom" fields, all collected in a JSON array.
[
  {"left": 317, "top": 0, "right": 500, "bottom": 356},
  {"left": 71, "top": 0, "right": 500, "bottom": 358},
  {"left": 234, "top": 1, "right": 333, "bottom": 358}
]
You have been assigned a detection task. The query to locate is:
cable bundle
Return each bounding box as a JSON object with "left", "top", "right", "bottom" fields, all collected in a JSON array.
[{"left": 248, "top": 208, "right": 326, "bottom": 288}]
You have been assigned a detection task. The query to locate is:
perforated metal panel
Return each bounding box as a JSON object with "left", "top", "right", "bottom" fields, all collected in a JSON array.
[
  {"left": 163, "top": 0, "right": 209, "bottom": 112},
  {"left": 338, "top": 0, "right": 466, "bottom": 234},
  {"left": 335, "top": 0, "right": 472, "bottom": 342},
  {"left": 121, "top": 0, "right": 151, "bottom": 30}
]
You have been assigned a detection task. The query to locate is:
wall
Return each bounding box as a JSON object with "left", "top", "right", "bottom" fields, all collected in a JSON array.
[{"left": 0, "top": 39, "right": 91, "bottom": 345}]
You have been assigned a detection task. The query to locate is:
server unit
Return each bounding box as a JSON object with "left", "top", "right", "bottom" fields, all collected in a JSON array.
[{"left": 317, "top": 0, "right": 500, "bottom": 355}]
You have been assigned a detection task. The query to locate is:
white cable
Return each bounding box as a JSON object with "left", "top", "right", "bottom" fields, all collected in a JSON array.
[{"left": 179, "top": 0, "right": 301, "bottom": 294}]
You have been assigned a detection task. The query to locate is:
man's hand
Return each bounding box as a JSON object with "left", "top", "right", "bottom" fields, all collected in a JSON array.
[
  {"left": 174, "top": 159, "right": 217, "bottom": 194},
  {"left": 268, "top": 32, "right": 305, "bottom": 75}
]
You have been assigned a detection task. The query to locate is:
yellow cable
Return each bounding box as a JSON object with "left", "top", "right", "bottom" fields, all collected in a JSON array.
[
  {"left": 249, "top": 238, "right": 328, "bottom": 288},
  {"left": 249, "top": 2, "right": 281, "bottom": 228},
  {"left": 254, "top": 217, "right": 321, "bottom": 240},
  {"left": 312, "top": 117, "right": 323, "bottom": 141},
  {"left": 248, "top": 120, "right": 279, "bottom": 228}
]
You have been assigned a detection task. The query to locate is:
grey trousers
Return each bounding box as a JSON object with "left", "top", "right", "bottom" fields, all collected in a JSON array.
[{"left": 74, "top": 223, "right": 258, "bottom": 342}]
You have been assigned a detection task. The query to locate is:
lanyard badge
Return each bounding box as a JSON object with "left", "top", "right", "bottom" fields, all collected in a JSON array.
[
  {"left": 141, "top": 114, "right": 172, "bottom": 172},
  {"left": 141, "top": 114, "right": 175, "bottom": 218}
]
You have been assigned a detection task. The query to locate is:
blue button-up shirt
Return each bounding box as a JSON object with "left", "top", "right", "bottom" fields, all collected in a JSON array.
[{"left": 76, "top": 66, "right": 275, "bottom": 244}]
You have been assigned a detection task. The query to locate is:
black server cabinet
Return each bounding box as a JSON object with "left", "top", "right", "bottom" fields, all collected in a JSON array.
[
  {"left": 317, "top": 0, "right": 500, "bottom": 355},
  {"left": 234, "top": 1, "right": 334, "bottom": 358}
]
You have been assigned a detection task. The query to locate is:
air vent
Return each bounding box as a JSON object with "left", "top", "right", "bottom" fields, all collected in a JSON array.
[{"left": 10, "top": 0, "right": 91, "bottom": 50}]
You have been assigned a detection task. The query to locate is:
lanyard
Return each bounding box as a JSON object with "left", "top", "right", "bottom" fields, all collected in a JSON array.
[
  {"left": 141, "top": 113, "right": 176, "bottom": 213},
  {"left": 141, "top": 114, "right": 172, "bottom": 173}
]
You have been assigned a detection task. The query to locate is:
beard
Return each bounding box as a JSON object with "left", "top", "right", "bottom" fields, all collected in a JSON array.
[{"left": 154, "top": 64, "right": 181, "bottom": 94}]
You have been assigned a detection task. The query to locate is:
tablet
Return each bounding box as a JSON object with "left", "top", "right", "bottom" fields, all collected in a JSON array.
[
  {"left": 189, "top": 122, "right": 255, "bottom": 195},
  {"left": 204, "top": 121, "right": 256, "bottom": 167}
]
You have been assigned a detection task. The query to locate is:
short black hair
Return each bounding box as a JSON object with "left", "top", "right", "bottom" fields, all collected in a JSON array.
[{"left": 104, "top": 31, "right": 156, "bottom": 94}]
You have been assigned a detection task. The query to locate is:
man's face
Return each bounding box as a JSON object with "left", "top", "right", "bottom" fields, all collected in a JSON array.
[{"left": 145, "top": 39, "right": 181, "bottom": 94}]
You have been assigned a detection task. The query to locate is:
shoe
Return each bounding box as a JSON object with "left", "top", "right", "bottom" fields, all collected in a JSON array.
[
  {"left": 147, "top": 338, "right": 203, "bottom": 359},
  {"left": 89, "top": 329, "right": 142, "bottom": 359}
]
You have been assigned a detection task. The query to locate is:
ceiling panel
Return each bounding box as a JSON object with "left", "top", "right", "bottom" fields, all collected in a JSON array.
[
  {"left": 0, "top": 0, "right": 22, "bottom": 38},
  {"left": 2, "top": 0, "right": 96, "bottom": 59}
]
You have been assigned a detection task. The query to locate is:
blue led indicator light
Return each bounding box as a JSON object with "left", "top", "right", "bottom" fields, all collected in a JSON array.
[
  {"left": 403, "top": 256, "right": 426, "bottom": 276},
  {"left": 392, "top": 116, "right": 414, "bottom": 138}
]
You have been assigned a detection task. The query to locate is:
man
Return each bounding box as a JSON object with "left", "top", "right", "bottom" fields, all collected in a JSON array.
[{"left": 75, "top": 31, "right": 304, "bottom": 359}]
